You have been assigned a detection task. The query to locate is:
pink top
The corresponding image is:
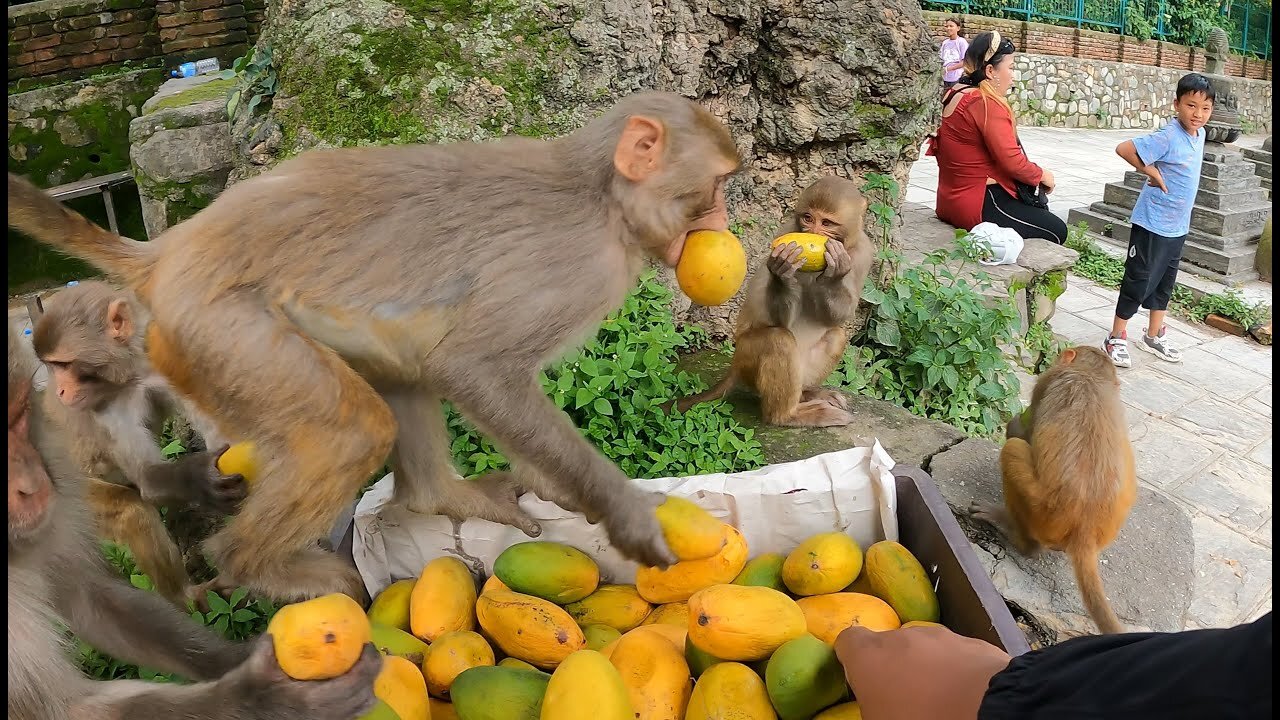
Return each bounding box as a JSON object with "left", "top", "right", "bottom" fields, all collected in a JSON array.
[{"left": 940, "top": 37, "right": 969, "bottom": 83}]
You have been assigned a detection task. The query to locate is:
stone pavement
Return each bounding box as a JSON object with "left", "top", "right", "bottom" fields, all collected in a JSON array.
[{"left": 907, "top": 127, "right": 1273, "bottom": 632}]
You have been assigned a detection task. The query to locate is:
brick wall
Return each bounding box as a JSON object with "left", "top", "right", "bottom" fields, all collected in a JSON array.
[
  {"left": 8, "top": 0, "right": 265, "bottom": 88},
  {"left": 924, "top": 11, "right": 1272, "bottom": 81}
]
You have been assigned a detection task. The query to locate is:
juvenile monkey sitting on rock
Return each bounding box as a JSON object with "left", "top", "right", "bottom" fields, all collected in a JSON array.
[{"left": 673, "top": 176, "right": 874, "bottom": 427}]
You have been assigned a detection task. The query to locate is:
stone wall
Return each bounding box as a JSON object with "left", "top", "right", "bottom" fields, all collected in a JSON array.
[
  {"left": 922, "top": 11, "right": 1272, "bottom": 81},
  {"left": 1007, "top": 53, "right": 1272, "bottom": 133},
  {"left": 8, "top": 0, "right": 267, "bottom": 89}
]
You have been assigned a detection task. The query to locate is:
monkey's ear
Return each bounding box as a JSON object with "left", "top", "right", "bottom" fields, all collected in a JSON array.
[
  {"left": 1059, "top": 348, "right": 1077, "bottom": 364},
  {"left": 106, "top": 298, "right": 134, "bottom": 342},
  {"left": 613, "top": 115, "right": 665, "bottom": 182}
]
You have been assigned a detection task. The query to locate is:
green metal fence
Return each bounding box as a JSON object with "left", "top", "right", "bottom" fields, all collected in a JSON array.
[{"left": 923, "top": 0, "right": 1272, "bottom": 59}]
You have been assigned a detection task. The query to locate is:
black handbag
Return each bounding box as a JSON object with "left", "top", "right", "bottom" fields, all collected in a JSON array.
[{"left": 1014, "top": 139, "right": 1049, "bottom": 209}]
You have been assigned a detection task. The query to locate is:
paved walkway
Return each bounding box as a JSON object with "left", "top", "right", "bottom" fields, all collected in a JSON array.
[{"left": 908, "top": 127, "right": 1273, "bottom": 630}]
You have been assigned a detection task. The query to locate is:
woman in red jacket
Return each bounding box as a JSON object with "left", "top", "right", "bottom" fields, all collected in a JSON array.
[{"left": 930, "top": 32, "right": 1067, "bottom": 245}]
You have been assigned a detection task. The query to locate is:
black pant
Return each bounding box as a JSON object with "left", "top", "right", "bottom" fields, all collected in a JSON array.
[
  {"left": 980, "top": 612, "right": 1272, "bottom": 719},
  {"left": 981, "top": 185, "right": 1068, "bottom": 245},
  {"left": 1116, "top": 222, "right": 1185, "bottom": 319}
]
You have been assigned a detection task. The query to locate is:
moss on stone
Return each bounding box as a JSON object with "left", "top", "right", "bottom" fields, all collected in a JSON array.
[{"left": 144, "top": 77, "right": 238, "bottom": 115}]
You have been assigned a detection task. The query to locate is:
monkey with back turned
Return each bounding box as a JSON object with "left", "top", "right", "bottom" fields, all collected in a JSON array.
[
  {"left": 673, "top": 176, "right": 874, "bottom": 427},
  {"left": 971, "top": 345, "right": 1137, "bottom": 634},
  {"left": 9, "top": 90, "right": 742, "bottom": 604}
]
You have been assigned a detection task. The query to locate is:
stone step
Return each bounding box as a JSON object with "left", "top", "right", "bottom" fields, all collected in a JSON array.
[
  {"left": 1201, "top": 158, "right": 1261, "bottom": 181},
  {"left": 1253, "top": 162, "right": 1272, "bottom": 180},
  {"left": 1125, "top": 170, "right": 1262, "bottom": 194},
  {"left": 1070, "top": 202, "right": 1260, "bottom": 250},
  {"left": 1069, "top": 208, "right": 1260, "bottom": 279},
  {"left": 1241, "top": 147, "right": 1272, "bottom": 164},
  {"left": 1191, "top": 200, "right": 1272, "bottom": 237},
  {"left": 1106, "top": 179, "right": 1267, "bottom": 211}
]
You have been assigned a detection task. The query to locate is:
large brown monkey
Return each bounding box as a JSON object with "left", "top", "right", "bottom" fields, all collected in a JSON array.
[
  {"left": 7, "top": 320, "right": 382, "bottom": 720},
  {"left": 673, "top": 176, "right": 873, "bottom": 426},
  {"left": 969, "top": 345, "right": 1136, "bottom": 634},
  {"left": 9, "top": 91, "right": 739, "bottom": 603},
  {"left": 27, "top": 281, "right": 245, "bottom": 604}
]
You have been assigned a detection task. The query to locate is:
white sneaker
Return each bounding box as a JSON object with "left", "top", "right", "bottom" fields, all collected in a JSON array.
[
  {"left": 1137, "top": 327, "right": 1182, "bottom": 363},
  {"left": 1103, "top": 334, "right": 1131, "bottom": 368}
]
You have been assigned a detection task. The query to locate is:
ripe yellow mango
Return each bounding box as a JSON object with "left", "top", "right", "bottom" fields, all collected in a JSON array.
[
  {"left": 429, "top": 698, "right": 459, "bottom": 720},
  {"left": 609, "top": 625, "right": 693, "bottom": 720},
  {"left": 815, "top": 702, "right": 864, "bottom": 720},
  {"left": 423, "top": 630, "right": 495, "bottom": 698},
  {"left": 215, "top": 441, "right": 258, "bottom": 483},
  {"left": 268, "top": 593, "right": 371, "bottom": 680},
  {"left": 493, "top": 541, "right": 600, "bottom": 604},
  {"left": 540, "top": 650, "right": 634, "bottom": 720},
  {"left": 654, "top": 497, "right": 726, "bottom": 561},
  {"left": 368, "top": 578, "right": 417, "bottom": 632},
  {"left": 498, "top": 656, "right": 545, "bottom": 673},
  {"left": 475, "top": 589, "right": 585, "bottom": 670},
  {"left": 370, "top": 622, "right": 431, "bottom": 666},
  {"left": 636, "top": 525, "right": 749, "bottom": 604},
  {"left": 688, "top": 584, "right": 807, "bottom": 661},
  {"left": 410, "top": 557, "right": 478, "bottom": 643},
  {"left": 481, "top": 574, "right": 509, "bottom": 595},
  {"left": 599, "top": 624, "right": 687, "bottom": 661},
  {"left": 642, "top": 602, "right": 690, "bottom": 627},
  {"left": 795, "top": 593, "right": 901, "bottom": 645},
  {"left": 863, "top": 541, "right": 941, "bottom": 624},
  {"left": 901, "top": 620, "right": 945, "bottom": 629},
  {"left": 685, "top": 662, "right": 777, "bottom": 720},
  {"left": 564, "top": 584, "right": 653, "bottom": 632},
  {"left": 583, "top": 624, "right": 623, "bottom": 651},
  {"left": 675, "top": 229, "right": 748, "bottom": 307},
  {"left": 770, "top": 232, "right": 830, "bottom": 272},
  {"left": 374, "top": 654, "right": 429, "bottom": 720},
  {"left": 782, "top": 533, "right": 863, "bottom": 596}
]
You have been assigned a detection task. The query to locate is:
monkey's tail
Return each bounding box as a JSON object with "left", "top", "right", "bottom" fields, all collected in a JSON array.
[
  {"left": 663, "top": 370, "right": 737, "bottom": 415},
  {"left": 1070, "top": 547, "right": 1125, "bottom": 634},
  {"left": 8, "top": 172, "right": 157, "bottom": 285}
]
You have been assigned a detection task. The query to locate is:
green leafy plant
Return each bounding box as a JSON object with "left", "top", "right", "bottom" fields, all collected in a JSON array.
[
  {"left": 830, "top": 239, "right": 1024, "bottom": 437},
  {"left": 447, "top": 271, "right": 765, "bottom": 480},
  {"left": 189, "top": 587, "right": 278, "bottom": 642},
  {"left": 223, "top": 44, "right": 278, "bottom": 121}
]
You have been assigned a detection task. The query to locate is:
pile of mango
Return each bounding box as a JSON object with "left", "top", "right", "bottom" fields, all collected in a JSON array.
[{"left": 271, "top": 498, "right": 941, "bottom": 720}]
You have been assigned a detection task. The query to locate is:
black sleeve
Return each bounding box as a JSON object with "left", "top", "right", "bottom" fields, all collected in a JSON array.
[{"left": 979, "top": 612, "right": 1272, "bottom": 720}]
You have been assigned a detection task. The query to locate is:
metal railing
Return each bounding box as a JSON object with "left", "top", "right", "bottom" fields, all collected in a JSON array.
[{"left": 923, "top": 0, "right": 1271, "bottom": 59}]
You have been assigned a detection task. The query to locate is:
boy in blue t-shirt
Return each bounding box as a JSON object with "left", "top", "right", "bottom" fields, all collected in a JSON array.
[{"left": 1103, "top": 73, "right": 1215, "bottom": 368}]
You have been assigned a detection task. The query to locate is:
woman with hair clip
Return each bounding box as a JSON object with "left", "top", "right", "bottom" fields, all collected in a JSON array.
[{"left": 929, "top": 31, "right": 1068, "bottom": 245}]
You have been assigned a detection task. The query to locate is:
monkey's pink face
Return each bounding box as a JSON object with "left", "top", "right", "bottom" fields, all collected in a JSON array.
[
  {"left": 665, "top": 176, "right": 733, "bottom": 266},
  {"left": 9, "top": 384, "right": 53, "bottom": 541},
  {"left": 800, "top": 209, "right": 846, "bottom": 241},
  {"left": 45, "top": 361, "right": 109, "bottom": 411}
]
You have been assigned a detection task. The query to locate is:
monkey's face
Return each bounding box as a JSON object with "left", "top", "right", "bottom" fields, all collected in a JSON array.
[
  {"left": 45, "top": 360, "right": 117, "bottom": 411},
  {"left": 798, "top": 207, "right": 848, "bottom": 241},
  {"left": 8, "top": 380, "right": 54, "bottom": 544}
]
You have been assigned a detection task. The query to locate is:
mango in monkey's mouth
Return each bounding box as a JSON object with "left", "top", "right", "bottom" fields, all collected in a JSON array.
[
  {"left": 771, "top": 232, "right": 829, "bottom": 272},
  {"left": 675, "top": 229, "right": 747, "bottom": 306}
]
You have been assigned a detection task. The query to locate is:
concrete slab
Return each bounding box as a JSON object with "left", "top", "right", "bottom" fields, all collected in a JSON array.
[
  {"left": 1168, "top": 396, "right": 1270, "bottom": 455},
  {"left": 1150, "top": 348, "right": 1269, "bottom": 404},
  {"left": 1170, "top": 454, "right": 1273, "bottom": 535},
  {"left": 1129, "top": 418, "right": 1218, "bottom": 488},
  {"left": 1186, "top": 515, "right": 1274, "bottom": 628}
]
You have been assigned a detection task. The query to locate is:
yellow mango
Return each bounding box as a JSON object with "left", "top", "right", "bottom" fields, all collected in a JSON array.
[
  {"left": 795, "top": 593, "right": 901, "bottom": 645},
  {"left": 599, "top": 624, "right": 686, "bottom": 661},
  {"left": 901, "top": 620, "right": 945, "bottom": 629},
  {"left": 371, "top": 622, "right": 431, "bottom": 666},
  {"left": 583, "top": 624, "right": 622, "bottom": 651},
  {"left": 410, "top": 557, "right": 477, "bottom": 643},
  {"left": 685, "top": 662, "right": 777, "bottom": 720},
  {"left": 375, "top": 654, "right": 430, "bottom": 720},
  {"left": 215, "top": 441, "right": 258, "bottom": 484},
  {"left": 540, "top": 650, "right": 634, "bottom": 720},
  {"left": 782, "top": 533, "right": 863, "bottom": 597},
  {"left": 423, "top": 630, "right": 495, "bottom": 698},
  {"left": 675, "top": 229, "right": 748, "bottom": 307},
  {"left": 642, "top": 602, "right": 690, "bottom": 627},
  {"left": 430, "top": 698, "right": 458, "bottom": 720},
  {"left": 475, "top": 589, "right": 585, "bottom": 670},
  {"left": 609, "top": 624, "right": 693, "bottom": 720},
  {"left": 268, "top": 593, "right": 371, "bottom": 680},
  {"left": 842, "top": 571, "right": 875, "bottom": 595},
  {"left": 481, "top": 575, "right": 509, "bottom": 595},
  {"left": 687, "top": 584, "right": 807, "bottom": 662},
  {"left": 770, "top": 232, "right": 830, "bottom": 272},
  {"left": 815, "top": 702, "right": 863, "bottom": 720},
  {"left": 863, "top": 541, "right": 941, "bottom": 624},
  {"left": 499, "top": 656, "right": 545, "bottom": 673},
  {"left": 493, "top": 541, "right": 600, "bottom": 604},
  {"left": 654, "top": 497, "right": 726, "bottom": 561},
  {"left": 564, "top": 584, "right": 653, "bottom": 632},
  {"left": 636, "top": 525, "right": 749, "bottom": 604},
  {"left": 357, "top": 700, "right": 401, "bottom": 720},
  {"left": 368, "top": 578, "right": 417, "bottom": 632}
]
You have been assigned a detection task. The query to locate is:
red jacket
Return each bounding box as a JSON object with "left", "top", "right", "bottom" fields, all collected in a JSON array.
[{"left": 928, "top": 90, "right": 1045, "bottom": 230}]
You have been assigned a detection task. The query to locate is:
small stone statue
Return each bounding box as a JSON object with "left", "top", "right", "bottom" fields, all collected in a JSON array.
[{"left": 1205, "top": 27, "right": 1229, "bottom": 76}]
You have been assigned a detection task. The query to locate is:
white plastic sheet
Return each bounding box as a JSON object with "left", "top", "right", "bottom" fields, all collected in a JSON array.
[{"left": 352, "top": 442, "right": 898, "bottom": 598}]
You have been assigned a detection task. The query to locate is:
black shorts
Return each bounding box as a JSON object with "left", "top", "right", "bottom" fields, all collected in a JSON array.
[{"left": 1115, "top": 222, "right": 1186, "bottom": 319}]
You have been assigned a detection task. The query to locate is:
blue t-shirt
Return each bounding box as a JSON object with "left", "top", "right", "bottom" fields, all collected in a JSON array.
[{"left": 1129, "top": 119, "right": 1205, "bottom": 238}]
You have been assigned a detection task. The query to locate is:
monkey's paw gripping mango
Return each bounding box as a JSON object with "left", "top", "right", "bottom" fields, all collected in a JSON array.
[
  {"left": 215, "top": 441, "right": 258, "bottom": 482},
  {"left": 675, "top": 229, "right": 748, "bottom": 306},
  {"left": 771, "top": 232, "right": 830, "bottom": 272},
  {"left": 267, "top": 593, "right": 372, "bottom": 680},
  {"left": 654, "top": 496, "right": 726, "bottom": 561}
]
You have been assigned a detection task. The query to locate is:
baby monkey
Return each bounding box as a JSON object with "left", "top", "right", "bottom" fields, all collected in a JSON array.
[{"left": 674, "top": 176, "right": 874, "bottom": 426}]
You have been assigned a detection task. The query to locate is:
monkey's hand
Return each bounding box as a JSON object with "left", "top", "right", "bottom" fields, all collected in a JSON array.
[
  {"left": 820, "top": 239, "right": 853, "bottom": 280},
  {"left": 170, "top": 446, "right": 248, "bottom": 514},
  {"left": 222, "top": 635, "right": 381, "bottom": 720},
  {"left": 767, "top": 242, "right": 805, "bottom": 280},
  {"left": 602, "top": 489, "right": 679, "bottom": 569}
]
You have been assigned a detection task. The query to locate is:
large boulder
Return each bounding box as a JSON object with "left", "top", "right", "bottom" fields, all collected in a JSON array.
[{"left": 233, "top": 0, "right": 941, "bottom": 332}]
